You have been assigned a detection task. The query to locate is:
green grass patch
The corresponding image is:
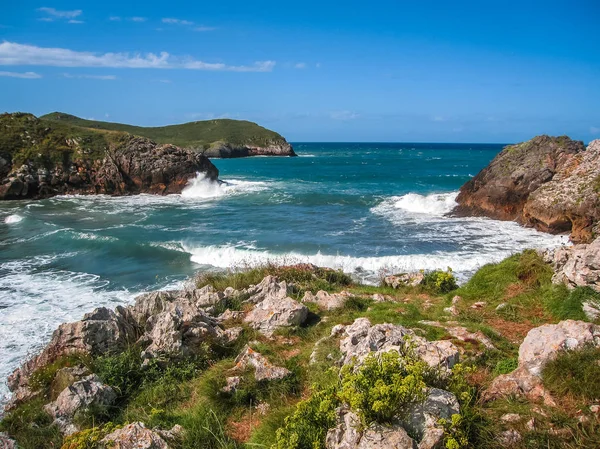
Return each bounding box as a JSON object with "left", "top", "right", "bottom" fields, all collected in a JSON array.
[{"left": 542, "top": 345, "right": 600, "bottom": 401}]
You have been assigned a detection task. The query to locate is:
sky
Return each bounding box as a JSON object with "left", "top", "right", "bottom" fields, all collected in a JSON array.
[{"left": 1, "top": 0, "right": 599, "bottom": 143}]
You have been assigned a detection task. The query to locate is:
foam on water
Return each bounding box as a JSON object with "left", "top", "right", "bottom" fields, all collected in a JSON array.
[
  {"left": 4, "top": 214, "right": 23, "bottom": 224},
  {"left": 181, "top": 174, "right": 269, "bottom": 199},
  {"left": 382, "top": 192, "right": 458, "bottom": 215}
]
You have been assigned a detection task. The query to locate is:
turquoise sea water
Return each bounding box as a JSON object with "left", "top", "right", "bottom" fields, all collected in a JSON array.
[{"left": 0, "top": 142, "right": 566, "bottom": 405}]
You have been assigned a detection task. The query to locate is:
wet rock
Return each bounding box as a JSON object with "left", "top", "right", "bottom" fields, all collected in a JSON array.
[
  {"left": 101, "top": 422, "right": 170, "bottom": 449},
  {"left": 302, "top": 290, "right": 352, "bottom": 310},
  {"left": 338, "top": 318, "right": 459, "bottom": 370},
  {"left": 486, "top": 320, "right": 600, "bottom": 404},
  {"left": 232, "top": 346, "right": 290, "bottom": 381},
  {"left": 244, "top": 292, "right": 308, "bottom": 336},
  {"left": 44, "top": 374, "right": 116, "bottom": 435}
]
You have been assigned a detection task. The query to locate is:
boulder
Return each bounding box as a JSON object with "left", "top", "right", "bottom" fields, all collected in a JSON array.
[
  {"left": 326, "top": 407, "right": 417, "bottom": 449},
  {"left": 419, "top": 321, "right": 495, "bottom": 351},
  {"left": 244, "top": 275, "right": 292, "bottom": 304},
  {"left": 384, "top": 273, "right": 424, "bottom": 289},
  {"left": 244, "top": 294, "right": 308, "bottom": 336},
  {"left": 337, "top": 318, "right": 459, "bottom": 370},
  {"left": 50, "top": 365, "right": 91, "bottom": 400},
  {"left": 302, "top": 290, "right": 352, "bottom": 310},
  {"left": 547, "top": 239, "right": 600, "bottom": 292},
  {"left": 232, "top": 346, "right": 290, "bottom": 381},
  {"left": 454, "top": 136, "right": 600, "bottom": 243},
  {"left": 486, "top": 320, "right": 600, "bottom": 404},
  {"left": 101, "top": 422, "right": 170, "bottom": 449},
  {"left": 44, "top": 374, "right": 116, "bottom": 435}
]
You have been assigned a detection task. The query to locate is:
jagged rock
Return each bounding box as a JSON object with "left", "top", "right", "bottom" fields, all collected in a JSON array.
[
  {"left": 101, "top": 422, "right": 170, "bottom": 449},
  {"left": 326, "top": 407, "right": 417, "bottom": 449},
  {"left": 202, "top": 141, "right": 296, "bottom": 158},
  {"left": 0, "top": 433, "right": 17, "bottom": 449},
  {"left": 372, "top": 293, "right": 386, "bottom": 302},
  {"left": 244, "top": 275, "right": 292, "bottom": 304},
  {"left": 501, "top": 413, "right": 522, "bottom": 423},
  {"left": 498, "top": 430, "right": 522, "bottom": 446},
  {"left": 223, "top": 326, "right": 244, "bottom": 343},
  {"left": 455, "top": 136, "right": 600, "bottom": 243},
  {"left": 338, "top": 318, "right": 459, "bottom": 370},
  {"left": 7, "top": 307, "right": 137, "bottom": 408},
  {"left": 384, "top": 273, "right": 424, "bottom": 289},
  {"left": 216, "top": 309, "right": 245, "bottom": 322},
  {"left": 401, "top": 388, "right": 460, "bottom": 449},
  {"left": 583, "top": 302, "right": 600, "bottom": 320},
  {"left": 232, "top": 346, "right": 290, "bottom": 381},
  {"left": 50, "top": 365, "right": 91, "bottom": 400},
  {"left": 44, "top": 374, "right": 116, "bottom": 435},
  {"left": 222, "top": 376, "right": 242, "bottom": 393},
  {"left": 302, "top": 290, "right": 352, "bottom": 310},
  {"left": 486, "top": 320, "right": 600, "bottom": 404},
  {"left": 244, "top": 292, "right": 308, "bottom": 336},
  {"left": 548, "top": 239, "right": 600, "bottom": 292}
]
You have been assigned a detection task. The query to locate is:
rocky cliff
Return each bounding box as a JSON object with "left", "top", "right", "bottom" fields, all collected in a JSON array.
[
  {"left": 0, "top": 113, "right": 218, "bottom": 200},
  {"left": 454, "top": 136, "right": 600, "bottom": 243}
]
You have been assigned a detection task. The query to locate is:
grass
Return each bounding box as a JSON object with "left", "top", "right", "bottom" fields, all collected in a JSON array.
[
  {"left": 542, "top": 345, "right": 600, "bottom": 401},
  {"left": 40, "top": 112, "right": 290, "bottom": 150}
]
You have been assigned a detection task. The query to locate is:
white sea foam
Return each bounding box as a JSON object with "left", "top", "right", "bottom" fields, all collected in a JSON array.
[
  {"left": 381, "top": 192, "right": 458, "bottom": 215},
  {"left": 181, "top": 174, "right": 268, "bottom": 199},
  {"left": 4, "top": 214, "right": 23, "bottom": 224}
]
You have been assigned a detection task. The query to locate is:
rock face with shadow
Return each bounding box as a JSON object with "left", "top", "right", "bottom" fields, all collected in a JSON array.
[{"left": 454, "top": 136, "right": 600, "bottom": 243}]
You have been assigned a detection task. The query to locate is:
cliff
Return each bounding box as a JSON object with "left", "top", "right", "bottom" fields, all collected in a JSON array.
[
  {"left": 454, "top": 135, "right": 600, "bottom": 243},
  {"left": 40, "top": 112, "right": 297, "bottom": 158},
  {"left": 0, "top": 113, "right": 218, "bottom": 200}
]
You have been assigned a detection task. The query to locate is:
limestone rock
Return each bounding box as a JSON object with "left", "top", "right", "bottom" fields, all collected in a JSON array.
[
  {"left": 44, "top": 375, "right": 116, "bottom": 435},
  {"left": 302, "top": 290, "right": 352, "bottom": 310},
  {"left": 232, "top": 346, "right": 290, "bottom": 381},
  {"left": 101, "top": 422, "right": 170, "bottom": 449},
  {"left": 244, "top": 275, "right": 292, "bottom": 304},
  {"left": 486, "top": 320, "right": 600, "bottom": 403},
  {"left": 338, "top": 318, "right": 459, "bottom": 370},
  {"left": 549, "top": 239, "right": 600, "bottom": 292},
  {"left": 0, "top": 433, "right": 17, "bottom": 449},
  {"left": 419, "top": 321, "right": 495, "bottom": 351},
  {"left": 50, "top": 365, "right": 91, "bottom": 400},
  {"left": 244, "top": 293, "right": 308, "bottom": 336},
  {"left": 454, "top": 136, "right": 600, "bottom": 243},
  {"left": 384, "top": 273, "right": 424, "bottom": 289}
]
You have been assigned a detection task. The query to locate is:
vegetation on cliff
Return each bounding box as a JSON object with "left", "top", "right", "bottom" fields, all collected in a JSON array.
[
  {"left": 40, "top": 112, "right": 294, "bottom": 155},
  {"left": 2, "top": 252, "right": 600, "bottom": 449}
]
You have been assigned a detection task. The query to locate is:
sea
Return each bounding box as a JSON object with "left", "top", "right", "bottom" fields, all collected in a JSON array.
[{"left": 0, "top": 142, "right": 568, "bottom": 406}]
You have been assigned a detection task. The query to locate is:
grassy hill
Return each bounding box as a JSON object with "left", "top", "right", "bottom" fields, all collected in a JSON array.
[{"left": 40, "top": 112, "right": 290, "bottom": 150}]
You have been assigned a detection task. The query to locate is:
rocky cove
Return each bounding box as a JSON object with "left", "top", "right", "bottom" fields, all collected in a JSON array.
[{"left": 2, "top": 136, "right": 600, "bottom": 449}]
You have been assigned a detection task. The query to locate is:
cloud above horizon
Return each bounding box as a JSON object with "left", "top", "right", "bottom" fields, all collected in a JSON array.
[
  {"left": 37, "top": 7, "right": 83, "bottom": 23},
  {"left": 0, "top": 70, "right": 42, "bottom": 79},
  {"left": 63, "top": 73, "right": 117, "bottom": 80},
  {"left": 0, "top": 42, "right": 275, "bottom": 72}
]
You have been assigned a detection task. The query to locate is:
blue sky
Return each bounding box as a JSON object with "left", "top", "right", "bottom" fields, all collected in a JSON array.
[{"left": 1, "top": 0, "right": 599, "bottom": 142}]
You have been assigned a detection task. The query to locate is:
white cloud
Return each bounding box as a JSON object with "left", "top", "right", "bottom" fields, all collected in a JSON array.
[
  {"left": 194, "top": 26, "right": 216, "bottom": 32},
  {"left": 0, "top": 71, "right": 42, "bottom": 79},
  {"left": 38, "top": 18, "right": 54, "bottom": 22},
  {"left": 63, "top": 73, "right": 117, "bottom": 80},
  {"left": 0, "top": 42, "right": 275, "bottom": 72},
  {"left": 294, "top": 62, "right": 306, "bottom": 69},
  {"left": 131, "top": 17, "right": 146, "bottom": 22},
  {"left": 330, "top": 110, "right": 359, "bottom": 121},
  {"left": 68, "top": 20, "right": 84, "bottom": 24},
  {"left": 432, "top": 116, "right": 447, "bottom": 122},
  {"left": 162, "top": 18, "right": 194, "bottom": 25},
  {"left": 37, "top": 7, "right": 82, "bottom": 19},
  {"left": 109, "top": 16, "right": 122, "bottom": 21},
  {"left": 591, "top": 126, "right": 600, "bottom": 135}
]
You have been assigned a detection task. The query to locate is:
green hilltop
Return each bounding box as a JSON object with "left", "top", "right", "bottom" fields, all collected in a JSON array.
[{"left": 40, "top": 112, "right": 290, "bottom": 150}]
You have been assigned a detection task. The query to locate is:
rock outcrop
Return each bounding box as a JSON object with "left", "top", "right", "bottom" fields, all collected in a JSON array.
[
  {"left": 101, "top": 422, "right": 171, "bottom": 449},
  {"left": 201, "top": 141, "right": 296, "bottom": 158},
  {"left": 545, "top": 239, "right": 600, "bottom": 292},
  {"left": 231, "top": 346, "right": 291, "bottom": 381},
  {"left": 383, "top": 273, "right": 425, "bottom": 289},
  {"left": 44, "top": 375, "right": 117, "bottom": 435},
  {"left": 485, "top": 320, "right": 600, "bottom": 405},
  {"left": 0, "top": 433, "right": 17, "bottom": 449},
  {"left": 336, "top": 318, "right": 459, "bottom": 370},
  {"left": 302, "top": 290, "right": 353, "bottom": 310},
  {"left": 454, "top": 136, "right": 600, "bottom": 243},
  {"left": 0, "top": 134, "right": 218, "bottom": 201}
]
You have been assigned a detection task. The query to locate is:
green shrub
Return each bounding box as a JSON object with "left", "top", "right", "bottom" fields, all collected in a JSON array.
[
  {"left": 0, "top": 398, "right": 62, "bottom": 449},
  {"left": 542, "top": 345, "right": 600, "bottom": 401},
  {"left": 61, "top": 423, "right": 120, "bottom": 449},
  {"left": 339, "top": 350, "right": 428, "bottom": 424},
  {"left": 273, "top": 387, "right": 339, "bottom": 449},
  {"left": 422, "top": 269, "right": 458, "bottom": 294}
]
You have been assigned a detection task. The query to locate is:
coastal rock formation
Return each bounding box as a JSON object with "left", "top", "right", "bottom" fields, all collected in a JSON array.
[
  {"left": 231, "top": 346, "right": 291, "bottom": 381},
  {"left": 485, "top": 320, "right": 600, "bottom": 404},
  {"left": 384, "top": 273, "right": 425, "bottom": 289},
  {"left": 336, "top": 318, "right": 459, "bottom": 370},
  {"left": 244, "top": 295, "right": 308, "bottom": 336},
  {"left": 44, "top": 375, "right": 117, "bottom": 435},
  {"left": 545, "top": 239, "right": 600, "bottom": 292},
  {"left": 454, "top": 136, "right": 600, "bottom": 243},
  {"left": 302, "top": 290, "right": 353, "bottom": 310},
  {"left": 201, "top": 141, "right": 296, "bottom": 158}
]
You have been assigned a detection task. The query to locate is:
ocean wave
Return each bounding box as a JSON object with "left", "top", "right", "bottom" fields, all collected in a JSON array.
[
  {"left": 4, "top": 214, "right": 23, "bottom": 224},
  {"left": 372, "top": 192, "right": 458, "bottom": 216},
  {"left": 181, "top": 174, "right": 268, "bottom": 199}
]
